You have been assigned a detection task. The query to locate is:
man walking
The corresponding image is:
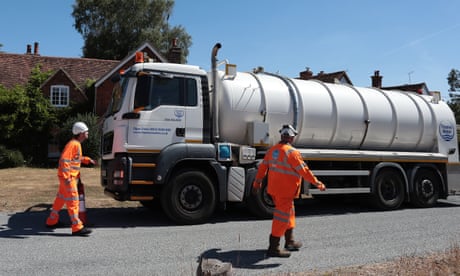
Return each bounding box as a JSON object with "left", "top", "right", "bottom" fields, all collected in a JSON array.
[
  {"left": 253, "top": 124, "right": 326, "bottom": 257},
  {"left": 46, "top": 122, "right": 96, "bottom": 236}
]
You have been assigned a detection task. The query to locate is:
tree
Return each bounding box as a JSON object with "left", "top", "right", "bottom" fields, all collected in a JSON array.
[
  {"left": 0, "top": 65, "right": 56, "bottom": 165},
  {"left": 447, "top": 69, "right": 460, "bottom": 121},
  {"left": 0, "top": 85, "right": 29, "bottom": 145},
  {"left": 72, "top": 0, "right": 191, "bottom": 62},
  {"left": 447, "top": 69, "right": 460, "bottom": 150},
  {"left": 447, "top": 69, "right": 460, "bottom": 104}
]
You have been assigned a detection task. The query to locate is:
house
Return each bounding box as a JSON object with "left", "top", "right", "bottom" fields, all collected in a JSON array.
[
  {"left": 0, "top": 40, "right": 181, "bottom": 159},
  {"left": 0, "top": 41, "right": 181, "bottom": 118},
  {"left": 0, "top": 42, "right": 119, "bottom": 108},
  {"left": 371, "top": 70, "right": 431, "bottom": 95},
  {"left": 298, "top": 67, "right": 353, "bottom": 85},
  {"left": 381, "top": 83, "right": 431, "bottom": 95},
  {"left": 0, "top": 43, "right": 119, "bottom": 160}
]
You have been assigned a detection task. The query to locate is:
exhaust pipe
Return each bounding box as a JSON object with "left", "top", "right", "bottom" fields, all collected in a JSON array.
[{"left": 211, "top": 43, "right": 222, "bottom": 142}]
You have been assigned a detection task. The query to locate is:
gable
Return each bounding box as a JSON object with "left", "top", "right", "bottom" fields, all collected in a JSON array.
[
  {"left": 41, "top": 68, "right": 88, "bottom": 103},
  {"left": 298, "top": 68, "right": 353, "bottom": 85},
  {"left": 94, "top": 42, "right": 167, "bottom": 88},
  {"left": 93, "top": 42, "right": 168, "bottom": 116},
  {"left": 314, "top": 71, "right": 353, "bottom": 85}
]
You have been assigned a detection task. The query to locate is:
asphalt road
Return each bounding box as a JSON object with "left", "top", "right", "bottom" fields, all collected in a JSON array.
[{"left": 1, "top": 196, "right": 460, "bottom": 275}]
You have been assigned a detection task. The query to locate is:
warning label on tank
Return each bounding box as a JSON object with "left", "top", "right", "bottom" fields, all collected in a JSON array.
[{"left": 439, "top": 121, "right": 455, "bottom": 141}]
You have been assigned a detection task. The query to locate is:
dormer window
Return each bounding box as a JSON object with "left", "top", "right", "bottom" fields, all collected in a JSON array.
[{"left": 50, "top": 85, "right": 69, "bottom": 107}]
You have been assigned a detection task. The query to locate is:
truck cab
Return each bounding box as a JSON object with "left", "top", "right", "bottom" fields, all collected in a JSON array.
[
  {"left": 101, "top": 60, "right": 222, "bottom": 223},
  {"left": 102, "top": 62, "right": 209, "bottom": 156}
]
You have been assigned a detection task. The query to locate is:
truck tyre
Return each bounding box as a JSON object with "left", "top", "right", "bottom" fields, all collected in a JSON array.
[
  {"left": 410, "top": 169, "right": 439, "bottom": 208},
  {"left": 161, "top": 170, "right": 216, "bottom": 225},
  {"left": 246, "top": 180, "right": 274, "bottom": 219},
  {"left": 372, "top": 169, "right": 405, "bottom": 210}
]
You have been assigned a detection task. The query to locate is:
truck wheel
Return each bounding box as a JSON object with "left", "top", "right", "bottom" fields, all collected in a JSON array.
[
  {"left": 161, "top": 170, "right": 216, "bottom": 224},
  {"left": 372, "top": 169, "right": 405, "bottom": 210},
  {"left": 246, "top": 180, "right": 274, "bottom": 218},
  {"left": 410, "top": 169, "right": 439, "bottom": 208}
]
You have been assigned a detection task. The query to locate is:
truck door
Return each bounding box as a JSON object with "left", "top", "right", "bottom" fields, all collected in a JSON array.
[{"left": 126, "top": 73, "right": 202, "bottom": 150}]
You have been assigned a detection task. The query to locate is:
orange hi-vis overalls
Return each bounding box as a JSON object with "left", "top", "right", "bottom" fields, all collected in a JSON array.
[
  {"left": 46, "top": 139, "right": 92, "bottom": 233},
  {"left": 255, "top": 142, "right": 319, "bottom": 237}
]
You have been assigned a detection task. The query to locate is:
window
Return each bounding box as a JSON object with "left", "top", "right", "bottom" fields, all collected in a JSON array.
[
  {"left": 50, "top": 85, "right": 69, "bottom": 107},
  {"left": 108, "top": 76, "right": 129, "bottom": 115},
  {"left": 134, "top": 74, "right": 198, "bottom": 111}
]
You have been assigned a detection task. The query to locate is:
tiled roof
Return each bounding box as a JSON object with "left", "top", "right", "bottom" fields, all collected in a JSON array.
[
  {"left": 313, "top": 71, "right": 353, "bottom": 85},
  {"left": 298, "top": 69, "right": 353, "bottom": 85},
  {"left": 0, "top": 53, "right": 119, "bottom": 89},
  {"left": 381, "top": 82, "right": 427, "bottom": 93}
]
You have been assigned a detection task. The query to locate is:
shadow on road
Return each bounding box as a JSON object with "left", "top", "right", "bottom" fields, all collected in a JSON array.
[
  {"left": 198, "top": 248, "right": 280, "bottom": 271},
  {"left": 1, "top": 195, "right": 459, "bottom": 240},
  {"left": 0, "top": 204, "right": 171, "bottom": 239}
]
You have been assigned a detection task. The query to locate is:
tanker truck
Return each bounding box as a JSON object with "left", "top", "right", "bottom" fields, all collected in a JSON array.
[{"left": 100, "top": 43, "right": 460, "bottom": 224}]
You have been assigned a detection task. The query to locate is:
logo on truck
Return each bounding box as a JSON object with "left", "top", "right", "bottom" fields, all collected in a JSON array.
[
  {"left": 175, "top": 110, "right": 185, "bottom": 118},
  {"left": 439, "top": 121, "right": 455, "bottom": 141},
  {"left": 165, "top": 110, "right": 185, "bottom": 122}
]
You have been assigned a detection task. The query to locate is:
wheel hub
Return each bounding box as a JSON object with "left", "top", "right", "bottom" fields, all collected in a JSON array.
[
  {"left": 180, "top": 184, "right": 202, "bottom": 210},
  {"left": 420, "top": 179, "right": 433, "bottom": 197},
  {"left": 382, "top": 181, "right": 397, "bottom": 200}
]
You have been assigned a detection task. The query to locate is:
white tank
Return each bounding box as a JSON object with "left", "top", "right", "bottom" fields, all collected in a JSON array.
[{"left": 214, "top": 71, "right": 457, "bottom": 154}]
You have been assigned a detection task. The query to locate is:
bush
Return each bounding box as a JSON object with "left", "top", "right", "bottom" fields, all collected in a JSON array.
[
  {"left": 0, "top": 67, "right": 56, "bottom": 166},
  {"left": 0, "top": 145, "right": 24, "bottom": 168},
  {"left": 57, "top": 113, "right": 100, "bottom": 160}
]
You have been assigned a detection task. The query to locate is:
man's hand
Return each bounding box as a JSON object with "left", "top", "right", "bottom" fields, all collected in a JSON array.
[
  {"left": 316, "top": 181, "right": 326, "bottom": 191},
  {"left": 252, "top": 181, "right": 262, "bottom": 195}
]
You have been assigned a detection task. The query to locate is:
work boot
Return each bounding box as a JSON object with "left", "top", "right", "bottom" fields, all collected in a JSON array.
[
  {"left": 267, "top": 235, "right": 291, "bottom": 258},
  {"left": 284, "top": 228, "right": 302, "bottom": 251},
  {"left": 72, "top": 227, "right": 92, "bottom": 236},
  {"left": 45, "top": 221, "right": 66, "bottom": 229}
]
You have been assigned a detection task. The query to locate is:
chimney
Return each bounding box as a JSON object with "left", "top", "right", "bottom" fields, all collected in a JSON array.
[
  {"left": 26, "top": 44, "right": 32, "bottom": 54},
  {"left": 299, "top": 67, "right": 313, "bottom": 80},
  {"left": 167, "top": 38, "right": 182, "bottom": 64},
  {"left": 33, "top": 42, "right": 39, "bottom": 55},
  {"left": 371, "top": 70, "right": 382, "bottom": 88}
]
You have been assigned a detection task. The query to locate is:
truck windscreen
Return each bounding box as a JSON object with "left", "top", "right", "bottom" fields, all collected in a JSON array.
[{"left": 133, "top": 74, "right": 197, "bottom": 110}]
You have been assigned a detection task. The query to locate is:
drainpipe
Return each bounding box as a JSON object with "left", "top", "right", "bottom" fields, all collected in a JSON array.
[{"left": 211, "top": 43, "right": 222, "bottom": 142}]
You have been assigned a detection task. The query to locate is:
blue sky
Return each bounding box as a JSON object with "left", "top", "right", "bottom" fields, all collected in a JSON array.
[{"left": 1, "top": 1, "right": 459, "bottom": 100}]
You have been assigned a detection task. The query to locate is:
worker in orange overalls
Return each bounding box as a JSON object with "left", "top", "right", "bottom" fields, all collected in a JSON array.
[
  {"left": 253, "top": 124, "right": 326, "bottom": 257},
  {"left": 45, "top": 122, "right": 96, "bottom": 236}
]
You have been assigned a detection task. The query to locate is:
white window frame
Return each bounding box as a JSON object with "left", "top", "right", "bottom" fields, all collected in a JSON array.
[{"left": 50, "top": 85, "right": 69, "bottom": 107}]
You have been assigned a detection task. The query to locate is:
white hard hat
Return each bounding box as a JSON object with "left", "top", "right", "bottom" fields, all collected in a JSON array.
[
  {"left": 72, "top": 122, "right": 89, "bottom": 135},
  {"left": 279, "top": 124, "right": 298, "bottom": 137}
]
